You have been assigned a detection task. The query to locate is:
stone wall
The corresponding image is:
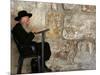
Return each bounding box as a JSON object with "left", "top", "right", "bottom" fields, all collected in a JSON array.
[{"left": 11, "top": 0, "right": 96, "bottom": 74}]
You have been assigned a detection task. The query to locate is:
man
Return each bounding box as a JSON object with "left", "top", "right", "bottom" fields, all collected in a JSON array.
[{"left": 12, "top": 10, "right": 51, "bottom": 72}]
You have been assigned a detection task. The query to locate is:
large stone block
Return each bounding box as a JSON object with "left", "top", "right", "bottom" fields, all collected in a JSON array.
[
  {"left": 45, "top": 12, "right": 64, "bottom": 39},
  {"left": 74, "top": 38, "right": 96, "bottom": 69},
  {"left": 63, "top": 11, "right": 96, "bottom": 39}
]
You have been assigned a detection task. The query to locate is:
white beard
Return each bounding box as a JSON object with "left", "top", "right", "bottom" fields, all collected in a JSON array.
[{"left": 22, "top": 24, "right": 32, "bottom": 33}]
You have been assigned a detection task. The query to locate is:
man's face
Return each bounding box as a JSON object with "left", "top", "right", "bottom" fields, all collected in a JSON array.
[{"left": 20, "top": 16, "right": 30, "bottom": 26}]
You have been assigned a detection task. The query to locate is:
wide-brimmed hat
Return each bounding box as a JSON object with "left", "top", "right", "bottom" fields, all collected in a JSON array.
[{"left": 15, "top": 10, "right": 32, "bottom": 21}]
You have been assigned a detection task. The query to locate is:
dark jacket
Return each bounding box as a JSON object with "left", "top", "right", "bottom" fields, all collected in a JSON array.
[{"left": 12, "top": 23, "right": 35, "bottom": 45}]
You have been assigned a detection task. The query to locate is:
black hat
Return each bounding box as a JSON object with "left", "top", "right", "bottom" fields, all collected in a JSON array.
[{"left": 15, "top": 10, "right": 32, "bottom": 21}]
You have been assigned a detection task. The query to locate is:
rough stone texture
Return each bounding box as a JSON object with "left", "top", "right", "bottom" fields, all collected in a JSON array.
[
  {"left": 46, "top": 11, "right": 64, "bottom": 39},
  {"left": 11, "top": 0, "right": 96, "bottom": 74}
]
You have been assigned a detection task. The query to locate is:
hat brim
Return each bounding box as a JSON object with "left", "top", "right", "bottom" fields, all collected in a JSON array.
[{"left": 15, "top": 13, "right": 32, "bottom": 21}]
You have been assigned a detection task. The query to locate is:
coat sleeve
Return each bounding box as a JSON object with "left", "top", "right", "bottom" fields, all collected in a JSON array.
[{"left": 25, "top": 32, "right": 35, "bottom": 43}]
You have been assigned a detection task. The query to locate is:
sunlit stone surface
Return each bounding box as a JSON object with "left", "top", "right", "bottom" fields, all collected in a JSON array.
[{"left": 11, "top": 0, "right": 96, "bottom": 74}]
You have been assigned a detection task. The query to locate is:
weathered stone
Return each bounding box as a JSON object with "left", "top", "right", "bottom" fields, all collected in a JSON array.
[
  {"left": 63, "top": 4, "right": 77, "bottom": 10},
  {"left": 46, "top": 12, "right": 64, "bottom": 39},
  {"left": 81, "top": 5, "right": 96, "bottom": 13},
  {"left": 51, "top": 3, "right": 64, "bottom": 11},
  {"left": 63, "top": 10, "right": 96, "bottom": 39},
  {"left": 74, "top": 39, "right": 96, "bottom": 69},
  {"left": 30, "top": 9, "right": 46, "bottom": 29},
  {"left": 51, "top": 3, "right": 58, "bottom": 11}
]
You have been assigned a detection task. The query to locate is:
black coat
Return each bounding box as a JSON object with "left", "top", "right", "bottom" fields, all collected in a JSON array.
[
  {"left": 12, "top": 23, "right": 51, "bottom": 61},
  {"left": 12, "top": 23, "right": 35, "bottom": 45}
]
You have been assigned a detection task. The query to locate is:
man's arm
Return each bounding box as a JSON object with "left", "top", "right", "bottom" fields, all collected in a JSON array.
[{"left": 25, "top": 32, "right": 35, "bottom": 43}]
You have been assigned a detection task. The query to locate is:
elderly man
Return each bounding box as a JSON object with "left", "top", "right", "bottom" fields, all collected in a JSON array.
[{"left": 12, "top": 10, "right": 51, "bottom": 73}]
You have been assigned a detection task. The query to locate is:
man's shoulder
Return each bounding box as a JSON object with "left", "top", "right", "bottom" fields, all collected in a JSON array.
[
  {"left": 13, "top": 23, "right": 22, "bottom": 30},
  {"left": 12, "top": 23, "right": 21, "bottom": 33},
  {"left": 15, "top": 23, "right": 21, "bottom": 27}
]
